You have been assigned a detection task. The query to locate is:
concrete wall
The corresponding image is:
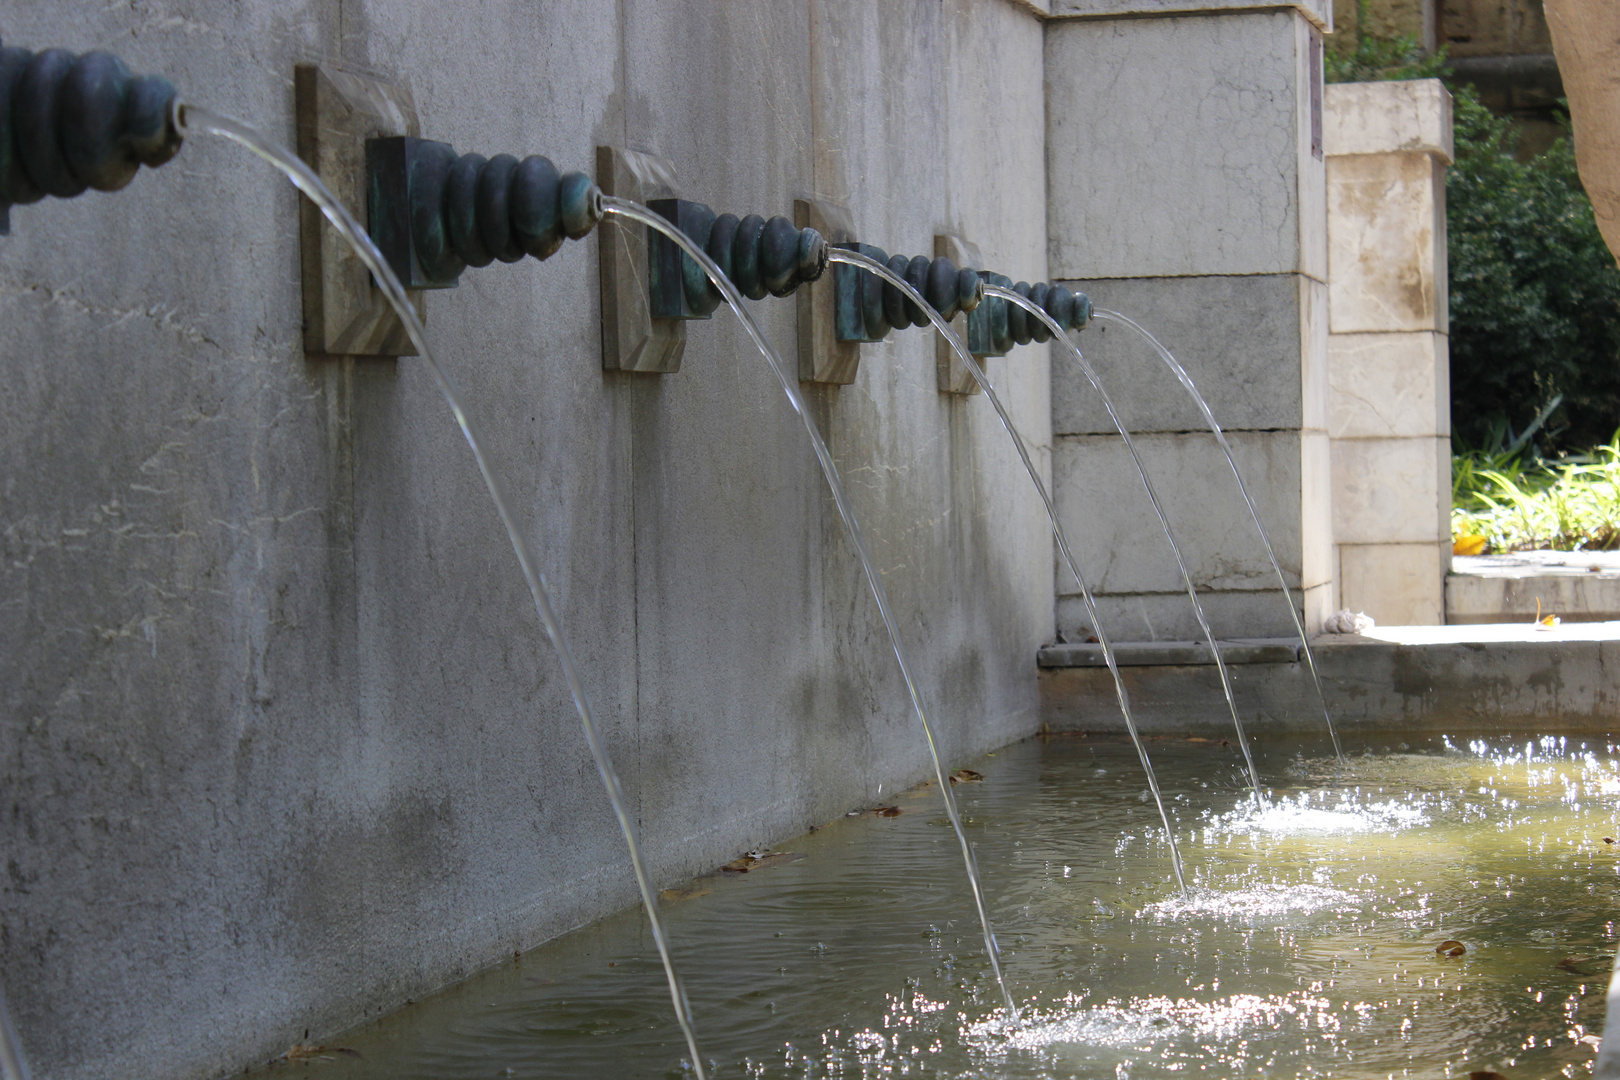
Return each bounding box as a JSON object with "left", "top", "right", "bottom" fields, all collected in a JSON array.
[
  {"left": 1045, "top": 0, "right": 1333, "bottom": 641},
  {"left": 1325, "top": 79, "right": 1453, "bottom": 625},
  {"left": 0, "top": 3, "right": 1054, "bottom": 1078}
]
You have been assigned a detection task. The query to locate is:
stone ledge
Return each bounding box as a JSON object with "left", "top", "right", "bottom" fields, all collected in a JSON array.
[
  {"left": 1048, "top": 0, "right": 1330, "bottom": 31},
  {"left": 1038, "top": 639, "right": 1301, "bottom": 667},
  {"left": 1447, "top": 552, "right": 1620, "bottom": 624},
  {"left": 1040, "top": 622, "right": 1620, "bottom": 734}
]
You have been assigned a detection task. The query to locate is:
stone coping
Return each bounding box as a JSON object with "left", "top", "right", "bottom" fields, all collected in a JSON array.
[
  {"left": 1039, "top": 621, "right": 1620, "bottom": 669},
  {"left": 1447, "top": 555, "right": 1620, "bottom": 624},
  {"left": 1048, "top": 0, "right": 1331, "bottom": 31},
  {"left": 1453, "top": 551, "right": 1620, "bottom": 578}
]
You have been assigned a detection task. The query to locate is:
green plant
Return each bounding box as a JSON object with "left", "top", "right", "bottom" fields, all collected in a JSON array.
[
  {"left": 1325, "top": 2, "right": 1449, "bottom": 84},
  {"left": 1452, "top": 433, "right": 1620, "bottom": 552}
]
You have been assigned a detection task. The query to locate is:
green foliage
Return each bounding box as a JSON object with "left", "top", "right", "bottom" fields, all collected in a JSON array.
[
  {"left": 1452, "top": 435, "right": 1620, "bottom": 552},
  {"left": 1324, "top": 5, "right": 1449, "bottom": 84},
  {"left": 1447, "top": 85, "right": 1620, "bottom": 454}
]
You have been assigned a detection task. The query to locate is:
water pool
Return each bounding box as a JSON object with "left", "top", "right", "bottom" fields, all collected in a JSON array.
[{"left": 271, "top": 732, "right": 1620, "bottom": 1078}]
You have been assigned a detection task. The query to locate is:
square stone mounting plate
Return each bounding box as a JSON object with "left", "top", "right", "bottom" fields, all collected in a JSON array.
[
  {"left": 295, "top": 63, "right": 422, "bottom": 357},
  {"left": 935, "top": 234, "right": 983, "bottom": 395},
  {"left": 795, "top": 199, "right": 859, "bottom": 385},
  {"left": 597, "top": 146, "right": 684, "bottom": 373}
]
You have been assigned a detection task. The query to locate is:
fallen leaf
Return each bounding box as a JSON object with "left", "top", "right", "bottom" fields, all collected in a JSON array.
[
  {"left": 720, "top": 850, "right": 807, "bottom": 873},
  {"left": 1468, "top": 1072, "right": 1508, "bottom": 1080},
  {"left": 660, "top": 885, "right": 711, "bottom": 902},
  {"left": 1454, "top": 534, "right": 1487, "bottom": 556},
  {"left": 1437, "top": 940, "right": 1467, "bottom": 957},
  {"left": 872, "top": 806, "right": 903, "bottom": 817},
  {"left": 1605, "top": 837, "right": 1616, "bottom": 845},
  {"left": 950, "top": 769, "right": 985, "bottom": 784},
  {"left": 1185, "top": 737, "right": 1214, "bottom": 743}
]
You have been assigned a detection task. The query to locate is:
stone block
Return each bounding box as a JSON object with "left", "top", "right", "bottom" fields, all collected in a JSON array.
[
  {"left": 1046, "top": 9, "right": 1326, "bottom": 280},
  {"left": 1325, "top": 79, "right": 1454, "bottom": 161},
  {"left": 1057, "top": 585, "right": 1312, "bottom": 642},
  {"left": 1054, "top": 274, "right": 1323, "bottom": 435},
  {"left": 1053, "top": 429, "right": 1312, "bottom": 598},
  {"left": 1329, "top": 331, "right": 1449, "bottom": 439},
  {"left": 294, "top": 63, "right": 422, "bottom": 358},
  {"left": 1301, "top": 426, "right": 1334, "bottom": 590},
  {"left": 1331, "top": 435, "right": 1450, "bottom": 544},
  {"left": 596, "top": 146, "right": 685, "bottom": 373},
  {"left": 1339, "top": 542, "right": 1446, "bottom": 624},
  {"left": 1327, "top": 152, "right": 1449, "bottom": 334}
]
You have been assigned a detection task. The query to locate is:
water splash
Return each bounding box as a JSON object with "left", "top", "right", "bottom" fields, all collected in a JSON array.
[
  {"left": 601, "top": 198, "right": 1018, "bottom": 1020},
  {"left": 1139, "top": 883, "right": 1361, "bottom": 924},
  {"left": 171, "top": 104, "right": 709, "bottom": 1078},
  {"left": 966, "top": 989, "right": 1340, "bottom": 1054},
  {"left": 986, "top": 286, "right": 1263, "bottom": 808},
  {"left": 1091, "top": 310, "right": 1345, "bottom": 764},
  {"left": 1209, "top": 790, "right": 1429, "bottom": 837},
  {"left": 827, "top": 249, "right": 1187, "bottom": 892}
]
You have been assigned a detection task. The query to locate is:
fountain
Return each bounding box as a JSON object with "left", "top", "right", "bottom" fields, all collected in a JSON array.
[{"left": 4, "top": 7, "right": 1617, "bottom": 1080}]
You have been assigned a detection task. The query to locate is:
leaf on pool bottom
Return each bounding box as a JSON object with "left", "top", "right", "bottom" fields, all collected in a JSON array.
[
  {"left": 1604, "top": 837, "right": 1616, "bottom": 845},
  {"left": 282, "top": 1045, "right": 362, "bottom": 1062},
  {"left": 659, "top": 885, "right": 711, "bottom": 902},
  {"left": 1437, "top": 940, "right": 1467, "bottom": 957},
  {"left": 1467, "top": 1072, "right": 1508, "bottom": 1080},
  {"left": 950, "top": 769, "right": 984, "bottom": 784},
  {"left": 720, "top": 850, "right": 807, "bottom": 873},
  {"left": 1558, "top": 954, "right": 1614, "bottom": 976},
  {"left": 871, "top": 806, "right": 904, "bottom": 817}
]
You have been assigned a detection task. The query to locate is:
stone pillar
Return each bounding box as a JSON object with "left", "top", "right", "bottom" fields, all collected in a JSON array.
[
  {"left": 1324, "top": 79, "right": 1453, "bottom": 626},
  {"left": 1045, "top": 0, "right": 1333, "bottom": 641}
]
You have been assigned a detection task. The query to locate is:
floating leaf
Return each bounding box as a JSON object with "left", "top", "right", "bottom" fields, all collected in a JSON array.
[
  {"left": 660, "top": 885, "right": 711, "bottom": 902},
  {"left": 1437, "top": 940, "right": 1467, "bottom": 957},
  {"left": 720, "top": 850, "right": 806, "bottom": 873},
  {"left": 950, "top": 769, "right": 984, "bottom": 784}
]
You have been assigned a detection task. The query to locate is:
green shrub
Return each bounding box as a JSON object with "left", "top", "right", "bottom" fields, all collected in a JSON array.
[{"left": 1446, "top": 87, "right": 1620, "bottom": 454}]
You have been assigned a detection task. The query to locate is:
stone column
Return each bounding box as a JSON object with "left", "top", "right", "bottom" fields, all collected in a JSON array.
[
  {"left": 1324, "top": 79, "right": 1453, "bottom": 625},
  {"left": 1045, "top": 0, "right": 1333, "bottom": 641}
]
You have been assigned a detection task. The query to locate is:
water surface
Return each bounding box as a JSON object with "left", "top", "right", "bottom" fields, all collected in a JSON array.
[{"left": 272, "top": 732, "right": 1619, "bottom": 1079}]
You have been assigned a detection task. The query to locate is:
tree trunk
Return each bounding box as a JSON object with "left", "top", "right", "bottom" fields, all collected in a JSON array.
[{"left": 1545, "top": 0, "right": 1620, "bottom": 267}]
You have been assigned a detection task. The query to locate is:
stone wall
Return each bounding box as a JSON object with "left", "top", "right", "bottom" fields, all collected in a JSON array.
[
  {"left": 0, "top": 3, "right": 1055, "bottom": 1078},
  {"left": 1324, "top": 79, "right": 1453, "bottom": 626}
]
